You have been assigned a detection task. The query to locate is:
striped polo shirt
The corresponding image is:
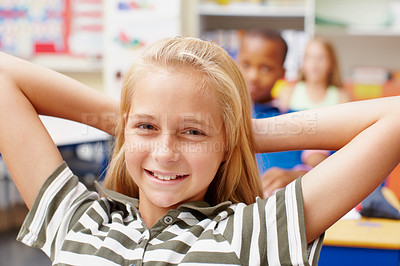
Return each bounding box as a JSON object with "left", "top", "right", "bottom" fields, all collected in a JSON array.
[{"left": 17, "top": 162, "right": 323, "bottom": 265}]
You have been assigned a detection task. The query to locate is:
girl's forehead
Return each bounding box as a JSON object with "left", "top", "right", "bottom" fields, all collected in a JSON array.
[
  {"left": 134, "top": 69, "right": 215, "bottom": 99},
  {"left": 307, "top": 41, "right": 327, "bottom": 52},
  {"left": 128, "top": 70, "right": 223, "bottom": 121}
]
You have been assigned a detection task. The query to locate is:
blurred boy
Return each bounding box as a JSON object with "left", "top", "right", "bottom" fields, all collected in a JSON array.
[{"left": 236, "top": 29, "right": 308, "bottom": 197}]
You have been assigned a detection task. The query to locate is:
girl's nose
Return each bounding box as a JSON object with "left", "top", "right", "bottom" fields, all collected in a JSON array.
[{"left": 152, "top": 134, "right": 180, "bottom": 165}]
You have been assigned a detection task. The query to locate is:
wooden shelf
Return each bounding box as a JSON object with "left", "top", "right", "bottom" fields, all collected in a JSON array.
[
  {"left": 198, "top": 2, "right": 306, "bottom": 17},
  {"left": 198, "top": 2, "right": 306, "bottom": 31},
  {"left": 315, "top": 25, "right": 400, "bottom": 37}
]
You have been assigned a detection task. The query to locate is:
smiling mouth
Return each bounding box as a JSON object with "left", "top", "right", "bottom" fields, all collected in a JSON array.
[{"left": 145, "top": 169, "right": 189, "bottom": 181}]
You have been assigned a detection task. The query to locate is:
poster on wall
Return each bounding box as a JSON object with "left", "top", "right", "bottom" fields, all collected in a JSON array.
[
  {"left": 0, "top": 0, "right": 103, "bottom": 59},
  {"left": 68, "top": 0, "right": 103, "bottom": 58},
  {"left": 0, "top": 0, "right": 68, "bottom": 58},
  {"left": 103, "top": 0, "right": 182, "bottom": 98}
]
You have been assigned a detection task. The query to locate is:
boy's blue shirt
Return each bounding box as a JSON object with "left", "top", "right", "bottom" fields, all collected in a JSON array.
[
  {"left": 252, "top": 101, "right": 282, "bottom": 119},
  {"left": 252, "top": 101, "right": 303, "bottom": 174}
]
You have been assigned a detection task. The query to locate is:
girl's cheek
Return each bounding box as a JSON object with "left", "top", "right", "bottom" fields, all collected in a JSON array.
[{"left": 125, "top": 133, "right": 153, "bottom": 153}]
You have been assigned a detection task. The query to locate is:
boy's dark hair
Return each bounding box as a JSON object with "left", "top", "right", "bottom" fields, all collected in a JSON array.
[{"left": 241, "top": 29, "right": 288, "bottom": 64}]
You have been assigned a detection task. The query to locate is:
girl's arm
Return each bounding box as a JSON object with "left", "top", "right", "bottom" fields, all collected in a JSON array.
[
  {"left": 253, "top": 96, "right": 400, "bottom": 243},
  {"left": 0, "top": 52, "right": 118, "bottom": 209},
  {"left": 0, "top": 52, "right": 118, "bottom": 134}
]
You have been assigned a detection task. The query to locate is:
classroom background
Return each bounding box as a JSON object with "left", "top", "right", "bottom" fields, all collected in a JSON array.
[{"left": 0, "top": 0, "right": 400, "bottom": 265}]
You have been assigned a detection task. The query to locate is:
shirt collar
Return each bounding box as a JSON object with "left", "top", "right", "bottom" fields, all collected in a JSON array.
[
  {"left": 95, "top": 181, "right": 139, "bottom": 208},
  {"left": 177, "top": 200, "right": 233, "bottom": 218}
]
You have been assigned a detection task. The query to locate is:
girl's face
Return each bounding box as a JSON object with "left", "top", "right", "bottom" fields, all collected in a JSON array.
[
  {"left": 124, "top": 69, "right": 226, "bottom": 212},
  {"left": 303, "top": 41, "right": 332, "bottom": 84}
]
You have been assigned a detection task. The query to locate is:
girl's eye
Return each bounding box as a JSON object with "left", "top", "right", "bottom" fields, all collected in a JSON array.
[
  {"left": 184, "top": 129, "right": 205, "bottom": 136},
  {"left": 138, "top": 124, "right": 156, "bottom": 131}
]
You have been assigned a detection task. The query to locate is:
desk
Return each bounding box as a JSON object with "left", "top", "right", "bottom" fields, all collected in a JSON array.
[
  {"left": 40, "top": 116, "right": 112, "bottom": 183},
  {"left": 40, "top": 116, "right": 111, "bottom": 146},
  {"left": 0, "top": 117, "right": 112, "bottom": 228},
  {"left": 319, "top": 218, "right": 400, "bottom": 266}
]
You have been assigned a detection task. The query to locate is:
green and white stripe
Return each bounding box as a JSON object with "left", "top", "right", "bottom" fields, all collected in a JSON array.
[{"left": 18, "top": 162, "right": 323, "bottom": 265}]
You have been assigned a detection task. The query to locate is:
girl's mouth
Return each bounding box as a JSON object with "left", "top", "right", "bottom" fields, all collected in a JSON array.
[{"left": 145, "top": 169, "right": 189, "bottom": 181}]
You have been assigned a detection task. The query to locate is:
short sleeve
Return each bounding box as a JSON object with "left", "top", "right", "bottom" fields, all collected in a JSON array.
[
  {"left": 17, "top": 162, "right": 99, "bottom": 261},
  {"left": 262, "top": 177, "right": 324, "bottom": 265},
  {"left": 224, "top": 177, "right": 324, "bottom": 265}
]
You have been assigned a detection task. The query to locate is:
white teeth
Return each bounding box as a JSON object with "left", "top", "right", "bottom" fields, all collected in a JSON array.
[{"left": 153, "top": 172, "right": 180, "bottom": 181}]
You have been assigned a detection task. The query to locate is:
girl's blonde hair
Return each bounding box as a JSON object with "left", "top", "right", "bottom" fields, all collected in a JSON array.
[
  {"left": 103, "top": 37, "right": 262, "bottom": 205},
  {"left": 299, "top": 37, "right": 343, "bottom": 88}
]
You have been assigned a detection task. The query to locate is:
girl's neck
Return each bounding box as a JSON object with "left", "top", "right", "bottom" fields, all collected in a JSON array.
[
  {"left": 139, "top": 201, "right": 170, "bottom": 228},
  {"left": 304, "top": 80, "right": 329, "bottom": 103},
  {"left": 304, "top": 79, "right": 327, "bottom": 91}
]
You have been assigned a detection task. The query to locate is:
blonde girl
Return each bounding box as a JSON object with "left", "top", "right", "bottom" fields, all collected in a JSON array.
[
  {"left": 0, "top": 37, "right": 399, "bottom": 265},
  {"left": 103, "top": 38, "right": 262, "bottom": 208},
  {"left": 279, "top": 37, "right": 351, "bottom": 111}
]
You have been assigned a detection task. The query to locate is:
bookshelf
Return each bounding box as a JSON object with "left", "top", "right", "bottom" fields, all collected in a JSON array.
[
  {"left": 196, "top": 1, "right": 307, "bottom": 33},
  {"left": 192, "top": 0, "right": 309, "bottom": 80},
  {"left": 313, "top": 0, "right": 400, "bottom": 80}
]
